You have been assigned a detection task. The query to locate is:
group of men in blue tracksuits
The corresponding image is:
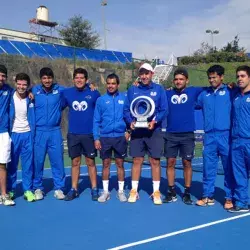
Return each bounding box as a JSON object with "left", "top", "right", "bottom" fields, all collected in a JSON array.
[{"left": 0, "top": 62, "right": 249, "bottom": 212}]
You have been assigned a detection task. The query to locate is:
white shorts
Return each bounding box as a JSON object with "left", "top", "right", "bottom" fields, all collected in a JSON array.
[{"left": 0, "top": 132, "right": 11, "bottom": 164}]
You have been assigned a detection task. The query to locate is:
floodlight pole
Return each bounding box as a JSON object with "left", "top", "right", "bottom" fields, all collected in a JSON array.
[
  {"left": 206, "top": 29, "right": 219, "bottom": 52},
  {"left": 101, "top": 0, "right": 108, "bottom": 50}
]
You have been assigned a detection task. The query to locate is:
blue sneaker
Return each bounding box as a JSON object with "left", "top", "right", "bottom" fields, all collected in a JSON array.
[
  {"left": 91, "top": 188, "right": 99, "bottom": 201},
  {"left": 64, "top": 188, "right": 79, "bottom": 201}
]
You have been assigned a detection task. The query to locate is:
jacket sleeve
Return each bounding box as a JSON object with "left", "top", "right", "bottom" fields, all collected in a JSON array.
[
  {"left": 123, "top": 87, "right": 134, "bottom": 125},
  {"left": 154, "top": 86, "right": 168, "bottom": 123},
  {"left": 195, "top": 91, "right": 203, "bottom": 110},
  {"left": 61, "top": 89, "right": 69, "bottom": 111},
  {"left": 93, "top": 98, "right": 102, "bottom": 140}
]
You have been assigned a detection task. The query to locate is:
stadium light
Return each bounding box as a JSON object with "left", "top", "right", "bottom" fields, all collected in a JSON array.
[
  {"left": 206, "top": 29, "right": 219, "bottom": 52},
  {"left": 101, "top": 0, "right": 108, "bottom": 50}
]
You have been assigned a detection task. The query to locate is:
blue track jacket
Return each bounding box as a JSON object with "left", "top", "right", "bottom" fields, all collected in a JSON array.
[
  {"left": 32, "top": 83, "right": 65, "bottom": 131},
  {"left": 124, "top": 82, "right": 168, "bottom": 131},
  {"left": 93, "top": 91, "right": 126, "bottom": 140},
  {"left": 9, "top": 92, "right": 36, "bottom": 138},
  {"left": 0, "top": 84, "right": 13, "bottom": 133},
  {"left": 232, "top": 90, "right": 250, "bottom": 139},
  {"left": 196, "top": 84, "right": 232, "bottom": 132}
]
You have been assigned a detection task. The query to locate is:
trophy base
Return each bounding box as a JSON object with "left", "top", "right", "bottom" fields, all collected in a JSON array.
[{"left": 134, "top": 122, "right": 149, "bottom": 128}]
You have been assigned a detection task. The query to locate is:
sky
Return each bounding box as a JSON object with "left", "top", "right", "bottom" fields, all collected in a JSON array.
[{"left": 1, "top": 0, "right": 250, "bottom": 60}]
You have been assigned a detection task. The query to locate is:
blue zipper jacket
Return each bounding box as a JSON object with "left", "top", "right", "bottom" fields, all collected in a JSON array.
[
  {"left": 0, "top": 84, "right": 13, "bottom": 133},
  {"left": 196, "top": 84, "right": 232, "bottom": 132},
  {"left": 9, "top": 92, "right": 36, "bottom": 138},
  {"left": 124, "top": 82, "right": 168, "bottom": 131},
  {"left": 232, "top": 90, "right": 250, "bottom": 139},
  {"left": 93, "top": 91, "right": 126, "bottom": 140},
  {"left": 32, "top": 83, "right": 65, "bottom": 131}
]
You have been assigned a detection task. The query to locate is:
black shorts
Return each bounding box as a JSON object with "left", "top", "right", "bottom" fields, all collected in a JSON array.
[
  {"left": 67, "top": 133, "right": 97, "bottom": 159},
  {"left": 100, "top": 136, "right": 128, "bottom": 160},
  {"left": 164, "top": 132, "right": 195, "bottom": 160},
  {"left": 130, "top": 130, "right": 164, "bottom": 158}
]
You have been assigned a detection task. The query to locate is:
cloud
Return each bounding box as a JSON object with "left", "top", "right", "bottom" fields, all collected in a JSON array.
[{"left": 104, "top": 0, "right": 250, "bottom": 60}]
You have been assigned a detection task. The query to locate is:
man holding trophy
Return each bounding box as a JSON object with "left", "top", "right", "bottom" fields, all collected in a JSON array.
[{"left": 124, "top": 63, "right": 168, "bottom": 205}]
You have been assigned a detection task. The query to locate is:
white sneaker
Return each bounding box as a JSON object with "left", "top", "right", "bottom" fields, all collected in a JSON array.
[
  {"left": 151, "top": 190, "right": 162, "bottom": 205},
  {"left": 34, "top": 189, "right": 44, "bottom": 200},
  {"left": 1, "top": 194, "right": 15, "bottom": 206},
  {"left": 98, "top": 191, "right": 110, "bottom": 203},
  {"left": 117, "top": 190, "right": 127, "bottom": 202},
  {"left": 128, "top": 189, "right": 139, "bottom": 203},
  {"left": 54, "top": 190, "right": 65, "bottom": 200}
]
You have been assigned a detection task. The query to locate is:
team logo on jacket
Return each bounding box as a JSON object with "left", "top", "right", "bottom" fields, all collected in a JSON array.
[
  {"left": 72, "top": 101, "right": 88, "bottom": 111},
  {"left": 150, "top": 91, "right": 157, "bottom": 96},
  {"left": 118, "top": 100, "right": 124, "bottom": 104},
  {"left": 2, "top": 91, "right": 8, "bottom": 96},
  {"left": 106, "top": 100, "right": 110, "bottom": 104},
  {"left": 29, "top": 103, "right": 34, "bottom": 108},
  {"left": 219, "top": 90, "right": 226, "bottom": 96},
  {"left": 246, "top": 97, "right": 250, "bottom": 102},
  {"left": 171, "top": 94, "right": 188, "bottom": 104},
  {"left": 52, "top": 90, "right": 58, "bottom": 94},
  {"left": 85, "top": 95, "right": 92, "bottom": 99}
]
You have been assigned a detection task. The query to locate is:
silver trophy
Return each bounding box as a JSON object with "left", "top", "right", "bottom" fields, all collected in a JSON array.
[{"left": 130, "top": 96, "right": 156, "bottom": 128}]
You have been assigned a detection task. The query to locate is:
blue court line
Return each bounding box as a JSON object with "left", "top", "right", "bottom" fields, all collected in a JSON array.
[{"left": 108, "top": 213, "right": 250, "bottom": 250}]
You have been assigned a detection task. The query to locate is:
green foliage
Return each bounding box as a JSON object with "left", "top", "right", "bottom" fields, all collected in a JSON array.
[
  {"left": 179, "top": 52, "right": 249, "bottom": 65},
  {"left": 180, "top": 35, "right": 248, "bottom": 64},
  {"left": 59, "top": 15, "right": 100, "bottom": 49},
  {"left": 221, "top": 35, "right": 245, "bottom": 53},
  {"left": 193, "top": 42, "right": 213, "bottom": 56}
]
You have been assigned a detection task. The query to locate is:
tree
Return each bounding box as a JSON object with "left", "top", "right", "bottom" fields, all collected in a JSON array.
[
  {"left": 221, "top": 35, "right": 245, "bottom": 53},
  {"left": 193, "top": 42, "right": 213, "bottom": 56},
  {"left": 59, "top": 15, "right": 100, "bottom": 49}
]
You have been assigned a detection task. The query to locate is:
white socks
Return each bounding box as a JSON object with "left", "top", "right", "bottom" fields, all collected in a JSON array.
[
  {"left": 131, "top": 180, "right": 139, "bottom": 191},
  {"left": 118, "top": 181, "right": 124, "bottom": 191},
  {"left": 102, "top": 180, "right": 125, "bottom": 192},
  {"left": 102, "top": 180, "right": 109, "bottom": 192},
  {"left": 153, "top": 181, "right": 160, "bottom": 192}
]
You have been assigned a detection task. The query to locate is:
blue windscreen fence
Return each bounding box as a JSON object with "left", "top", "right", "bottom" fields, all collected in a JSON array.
[{"left": 0, "top": 39, "right": 132, "bottom": 64}]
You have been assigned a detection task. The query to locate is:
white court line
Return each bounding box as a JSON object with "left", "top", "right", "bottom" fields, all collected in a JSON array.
[
  {"left": 17, "top": 163, "right": 104, "bottom": 172},
  {"left": 108, "top": 213, "right": 250, "bottom": 250},
  {"left": 17, "top": 161, "right": 203, "bottom": 173}
]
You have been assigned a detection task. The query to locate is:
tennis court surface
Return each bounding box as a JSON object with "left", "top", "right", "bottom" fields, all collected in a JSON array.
[{"left": 1, "top": 159, "right": 250, "bottom": 250}]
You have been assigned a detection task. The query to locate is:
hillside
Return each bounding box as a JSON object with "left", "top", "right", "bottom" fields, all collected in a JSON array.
[{"left": 180, "top": 62, "right": 250, "bottom": 86}]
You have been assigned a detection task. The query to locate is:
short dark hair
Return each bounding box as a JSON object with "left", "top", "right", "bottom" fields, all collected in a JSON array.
[
  {"left": 207, "top": 65, "right": 225, "bottom": 76},
  {"left": 106, "top": 73, "right": 120, "bottom": 84},
  {"left": 73, "top": 68, "right": 88, "bottom": 79},
  {"left": 0, "top": 64, "right": 7, "bottom": 76},
  {"left": 174, "top": 68, "right": 188, "bottom": 79},
  {"left": 15, "top": 73, "right": 31, "bottom": 86},
  {"left": 40, "top": 67, "right": 54, "bottom": 79},
  {"left": 236, "top": 65, "right": 250, "bottom": 77}
]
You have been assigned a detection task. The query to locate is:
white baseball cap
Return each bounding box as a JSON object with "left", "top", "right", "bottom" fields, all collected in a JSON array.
[{"left": 139, "top": 63, "right": 154, "bottom": 73}]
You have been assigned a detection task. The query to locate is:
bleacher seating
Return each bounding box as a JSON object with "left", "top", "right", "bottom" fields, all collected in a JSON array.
[{"left": 0, "top": 39, "right": 132, "bottom": 64}]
